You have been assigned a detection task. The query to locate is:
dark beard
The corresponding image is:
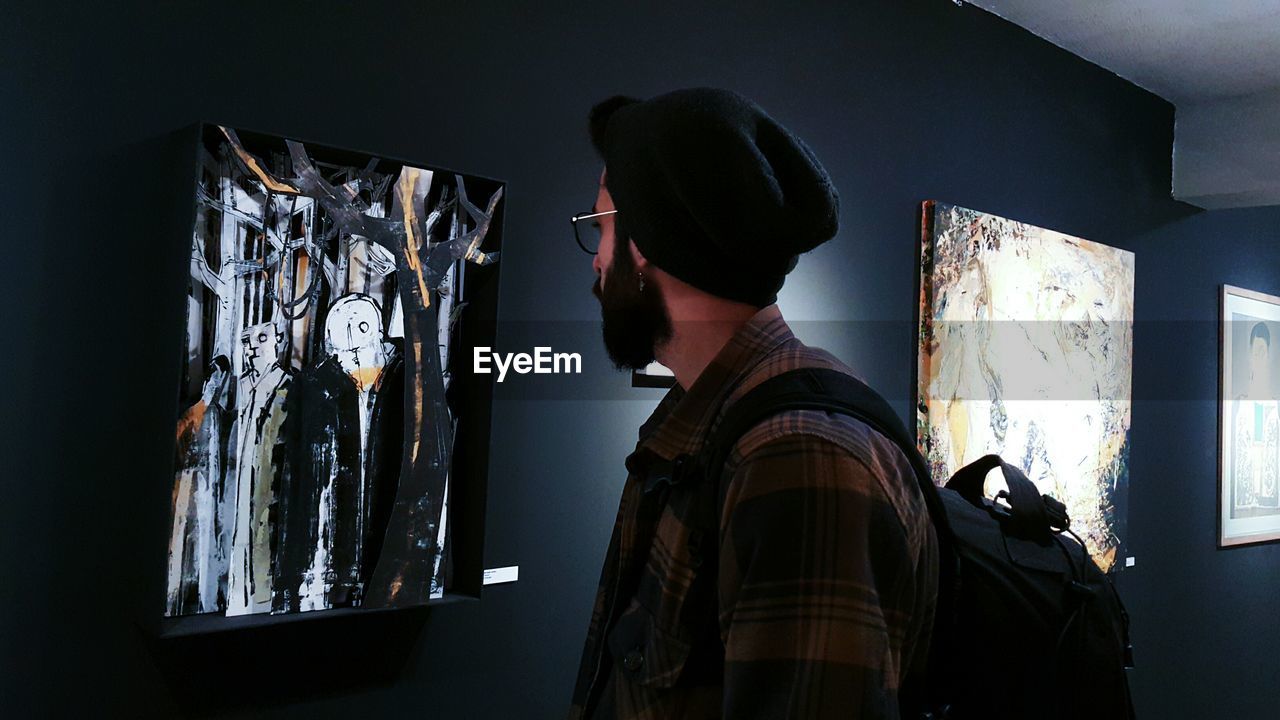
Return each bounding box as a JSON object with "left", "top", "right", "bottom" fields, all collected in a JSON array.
[{"left": 592, "top": 248, "right": 672, "bottom": 371}]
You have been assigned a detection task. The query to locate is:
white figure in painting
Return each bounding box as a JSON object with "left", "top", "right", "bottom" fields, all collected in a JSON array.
[
  {"left": 1233, "top": 321, "right": 1280, "bottom": 512},
  {"left": 165, "top": 357, "right": 233, "bottom": 616},
  {"left": 225, "top": 322, "right": 292, "bottom": 616},
  {"left": 276, "top": 293, "right": 404, "bottom": 613}
]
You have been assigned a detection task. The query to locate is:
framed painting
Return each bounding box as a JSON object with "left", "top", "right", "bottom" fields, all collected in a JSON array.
[
  {"left": 1219, "top": 284, "right": 1280, "bottom": 547},
  {"left": 917, "top": 201, "right": 1135, "bottom": 573},
  {"left": 163, "top": 125, "right": 503, "bottom": 628}
]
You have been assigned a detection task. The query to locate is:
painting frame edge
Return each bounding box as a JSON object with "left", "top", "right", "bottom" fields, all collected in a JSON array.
[{"left": 914, "top": 200, "right": 938, "bottom": 460}]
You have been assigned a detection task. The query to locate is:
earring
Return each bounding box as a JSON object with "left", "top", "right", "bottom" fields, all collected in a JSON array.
[{"left": 637, "top": 272, "right": 645, "bottom": 292}]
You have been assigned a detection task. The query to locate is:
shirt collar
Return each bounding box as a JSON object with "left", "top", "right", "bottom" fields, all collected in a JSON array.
[{"left": 632, "top": 304, "right": 795, "bottom": 465}]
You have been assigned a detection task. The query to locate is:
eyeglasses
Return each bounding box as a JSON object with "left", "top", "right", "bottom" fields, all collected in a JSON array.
[{"left": 570, "top": 209, "right": 617, "bottom": 255}]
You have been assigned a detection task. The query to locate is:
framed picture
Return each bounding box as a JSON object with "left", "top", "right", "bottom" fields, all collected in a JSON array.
[
  {"left": 162, "top": 124, "right": 503, "bottom": 630},
  {"left": 917, "top": 201, "right": 1135, "bottom": 573},
  {"left": 1219, "top": 284, "right": 1280, "bottom": 547}
]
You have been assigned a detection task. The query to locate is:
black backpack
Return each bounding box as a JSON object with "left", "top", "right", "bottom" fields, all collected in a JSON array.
[{"left": 701, "top": 367, "right": 1136, "bottom": 719}]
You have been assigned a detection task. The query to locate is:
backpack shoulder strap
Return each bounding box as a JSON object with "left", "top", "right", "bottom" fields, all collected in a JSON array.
[
  {"left": 703, "top": 367, "right": 942, "bottom": 524},
  {"left": 699, "top": 366, "right": 958, "bottom": 719}
]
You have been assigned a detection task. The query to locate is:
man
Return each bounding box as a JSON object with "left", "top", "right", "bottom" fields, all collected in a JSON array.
[{"left": 569, "top": 88, "right": 939, "bottom": 719}]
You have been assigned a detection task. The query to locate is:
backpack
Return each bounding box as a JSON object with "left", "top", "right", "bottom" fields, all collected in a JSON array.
[{"left": 699, "top": 367, "right": 1136, "bottom": 719}]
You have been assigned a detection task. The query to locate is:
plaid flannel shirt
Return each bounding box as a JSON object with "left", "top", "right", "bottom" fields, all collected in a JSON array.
[{"left": 569, "top": 306, "right": 939, "bottom": 719}]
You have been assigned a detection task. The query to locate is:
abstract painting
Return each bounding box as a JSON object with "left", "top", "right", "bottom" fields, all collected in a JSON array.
[
  {"left": 1219, "top": 284, "right": 1280, "bottom": 547},
  {"left": 165, "top": 125, "right": 503, "bottom": 617},
  {"left": 917, "top": 201, "right": 1134, "bottom": 573}
]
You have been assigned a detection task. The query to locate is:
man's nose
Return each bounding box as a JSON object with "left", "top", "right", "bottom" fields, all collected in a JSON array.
[{"left": 591, "top": 252, "right": 603, "bottom": 277}]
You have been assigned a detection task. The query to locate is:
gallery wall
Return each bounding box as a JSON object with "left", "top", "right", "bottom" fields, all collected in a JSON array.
[
  {"left": 1, "top": 0, "right": 1272, "bottom": 717},
  {"left": 1121, "top": 205, "right": 1280, "bottom": 719}
]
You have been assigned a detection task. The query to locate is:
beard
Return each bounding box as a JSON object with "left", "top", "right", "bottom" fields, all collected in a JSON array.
[{"left": 592, "top": 248, "right": 673, "bottom": 371}]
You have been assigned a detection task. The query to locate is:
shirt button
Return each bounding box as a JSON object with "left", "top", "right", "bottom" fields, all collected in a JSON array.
[
  {"left": 688, "top": 531, "right": 704, "bottom": 568},
  {"left": 623, "top": 647, "right": 645, "bottom": 672}
]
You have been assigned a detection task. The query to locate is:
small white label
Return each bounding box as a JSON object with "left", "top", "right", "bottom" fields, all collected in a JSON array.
[
  {"left": 1125, "top": 556, "right": 1136, "bottom": 568},
  {"left": 483, "top": 566, "right": 520, "bottom": 585},
  {"left": 640, "top": 360, "right": 675, "bottom": 377}
]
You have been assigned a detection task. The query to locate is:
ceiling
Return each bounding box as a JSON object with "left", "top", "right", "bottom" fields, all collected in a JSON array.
[{"left": 967, "top": 0, "right": 1280, "bottom": 209}]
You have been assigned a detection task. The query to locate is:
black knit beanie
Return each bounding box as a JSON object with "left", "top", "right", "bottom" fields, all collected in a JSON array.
[{"left": 588, "top": 87, "right": 839, "bottom": 307}]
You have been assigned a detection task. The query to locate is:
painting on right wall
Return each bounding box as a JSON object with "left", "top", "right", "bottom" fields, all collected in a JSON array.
[
  {"left": 1219, "top": 285, "right": 1280, "bottom": 547},
  {"left": 917, "top": 201, "right": 1135, "bottom": 573}
]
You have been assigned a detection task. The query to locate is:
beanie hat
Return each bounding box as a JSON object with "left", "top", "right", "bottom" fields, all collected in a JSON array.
[{"left": 588, "top": 87, "right": 839, "bottom": 307}]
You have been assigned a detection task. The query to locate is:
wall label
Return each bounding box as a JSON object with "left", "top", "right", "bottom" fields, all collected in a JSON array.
[{"left": 483, "top": 566, "right": 520, "bottom": 585}]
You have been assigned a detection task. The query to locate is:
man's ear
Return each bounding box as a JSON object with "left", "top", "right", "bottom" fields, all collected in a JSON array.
[{"left": 629, "top": 239, "right": 649, "bottom": 272}]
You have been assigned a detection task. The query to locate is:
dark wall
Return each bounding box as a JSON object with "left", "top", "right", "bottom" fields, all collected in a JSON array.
[
  {"left": 1121, "top": 206, "right": 1280, "bottom": 720},
  {"left": 4, "top": 0, "right": 1258, "bottom": 717}
]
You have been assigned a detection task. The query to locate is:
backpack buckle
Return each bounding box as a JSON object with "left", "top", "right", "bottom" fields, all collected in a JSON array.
[{"left": 1042, "top": 494, "right": 1071, "bottom": 532}]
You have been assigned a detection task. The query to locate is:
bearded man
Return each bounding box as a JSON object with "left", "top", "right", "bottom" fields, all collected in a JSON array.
[{"left": 568, "top": 88, "right": 938, "bottom": 720}]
